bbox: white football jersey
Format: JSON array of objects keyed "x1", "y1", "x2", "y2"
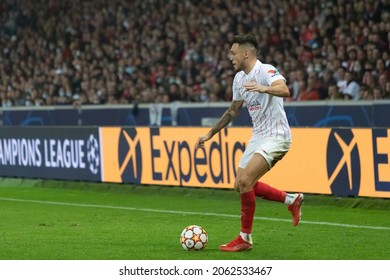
[{"x1": 232, "y1": 60, "x2": 291, "y2": 141}]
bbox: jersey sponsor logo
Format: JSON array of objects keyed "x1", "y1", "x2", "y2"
[{"x1": 247, "y1": 100, "x2": 262, "y2": 111}]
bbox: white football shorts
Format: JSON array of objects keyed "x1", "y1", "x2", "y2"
[{"x1": 239, "y1": 137, "x2": 291, "y2": 169}]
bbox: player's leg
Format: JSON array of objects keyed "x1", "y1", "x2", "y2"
[
  {"x1": 252, "y1": 140, "x2": 304, "y2": 226},
  {"x1": 254, "y1": 181, "x2": 304, "y2": 226},
  {"x1": 220, "y1": 153, "x2": 268, "y2": 252},
  {"x1": 251, "y1": 145, "x2": 288, "y2": 203}
]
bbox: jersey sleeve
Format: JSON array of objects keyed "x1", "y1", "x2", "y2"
[{"x1": 262, "y1": 64, "x2": 286, "y2": 86}]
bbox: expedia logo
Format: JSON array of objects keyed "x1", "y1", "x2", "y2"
[
  {"x1": 326, "y1": 129, "x2": 361, "y2": 196},
  {"x1": 118, "y1": 127, "x2": 142, "y2": 183},
  {"x1": 372, "y1": 129, "x2": 390, "y2": 192}
]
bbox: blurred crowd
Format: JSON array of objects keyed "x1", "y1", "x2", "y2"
[{"x1": 0, "y1": 0, "x2": 389, "y2": 107}]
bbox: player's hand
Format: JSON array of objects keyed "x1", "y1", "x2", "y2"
[
  {"x1": 243, "y1": 81, "x2": 266, "y2": 93},
  {"x1": 195, "y1": 134, "x2": 212, "y2": 149}
]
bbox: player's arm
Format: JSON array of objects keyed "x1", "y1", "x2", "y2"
[
  {"x1": 195, "y1": 100, "x2": 244, "y2": 148},
  {"x1": 210, "y1": 100, "x2": 243, "y2": 136},
  {"x1": 243, "y1": 79, "x2": 290, "y2": 97}
]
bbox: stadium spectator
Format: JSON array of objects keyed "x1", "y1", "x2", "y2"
[
  {"x1": 362, "y1": 62, "x2": 378, "y2": 88},
  {"x1": 335, "y1": 66, "x2": 348, "y2": 93},
  {"x1": 344, "y1": 48, "x2": 362, "y2": 73},
  {"x1": 320, "y1": 69, "x2": 337, "y2": 99},
  {"x1": 342, "y1": 71, "x2": 361, "y2": 100},
  {"x1": 327, "y1": 84, "x2": 344, "y2": 100},
  {"x1": 297, "y1": 75, "x2": 322, "y2": 101},
  {"x1": 372, "y1": 86, "x2": 385, "y2": 99},
  {"x1": 383, "y1": 81, "x2": 390, "y2": 99},
  {"x1": 360, "y1": 85, "x2": 373, "y2": 100},
  {"x1": 0, "y1": 0, "x2": 389, "y2": 106}
]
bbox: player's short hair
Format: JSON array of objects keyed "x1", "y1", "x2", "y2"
[{"x1": 233, "y1": 34, "x2": 258, "y2": 52}]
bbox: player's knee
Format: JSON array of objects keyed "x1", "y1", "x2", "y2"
[
  {"x1": 236, "y1": 176, "x2": 252, "y2": 193},
  {"x1": 233, "y1": 182, "x2": 240, "y2": 192}
]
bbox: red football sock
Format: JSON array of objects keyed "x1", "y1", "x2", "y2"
[
  {"x1": 240, "y1": 189, "x2": 256, "y2": 234},
  {"x1": 253, "y1": 181, "x2": 286, "y2": 202}
]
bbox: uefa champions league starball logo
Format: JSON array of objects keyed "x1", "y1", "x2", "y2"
[{"x1": 86, "y1": 134, "x2": 100, "y2": 175}]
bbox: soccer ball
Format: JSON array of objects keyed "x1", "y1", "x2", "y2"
[{"x1": 180, "y1": 225, "x2": 208, "y2": 251}]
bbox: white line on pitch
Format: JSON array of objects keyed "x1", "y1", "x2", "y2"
[{"x1": 1, "y1": 197, "x2": 389, "y2": 231}]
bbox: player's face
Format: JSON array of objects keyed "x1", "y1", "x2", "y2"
[{"x1": 229, "y1": 43, "x2": 246, "y2": 72}]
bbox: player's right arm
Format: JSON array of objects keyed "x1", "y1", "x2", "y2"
[{"x1": 195, "y1": 100, "x2": 244, "y2": 148}]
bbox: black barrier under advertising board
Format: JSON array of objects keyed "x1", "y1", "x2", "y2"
[{"x1": 0, "y1": 127, "x2": 101, "y2": 181}]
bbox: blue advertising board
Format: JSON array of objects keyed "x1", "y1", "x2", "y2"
[
  {"x1": 1, "y1": 101, "x2": 390, "y2": 128},
  {"x1": 0, "y1": 127, "x2": 101, "y2": 181}
]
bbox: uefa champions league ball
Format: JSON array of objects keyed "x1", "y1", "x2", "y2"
[{"x1": 180, "y1": 225, "x2": 208, "y2": 251}]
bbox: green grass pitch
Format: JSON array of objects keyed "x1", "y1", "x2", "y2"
[{"x1": 0, "y1": 178, "x2": 389, "y2": 260}]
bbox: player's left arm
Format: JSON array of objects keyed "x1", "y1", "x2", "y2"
[{"x1": 243, "y1": 79, "x2": 290, "y2": 98}]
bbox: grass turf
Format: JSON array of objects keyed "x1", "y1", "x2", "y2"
[{"x1": 0, "y1": 178, "x2": 389, "y2": 260}]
